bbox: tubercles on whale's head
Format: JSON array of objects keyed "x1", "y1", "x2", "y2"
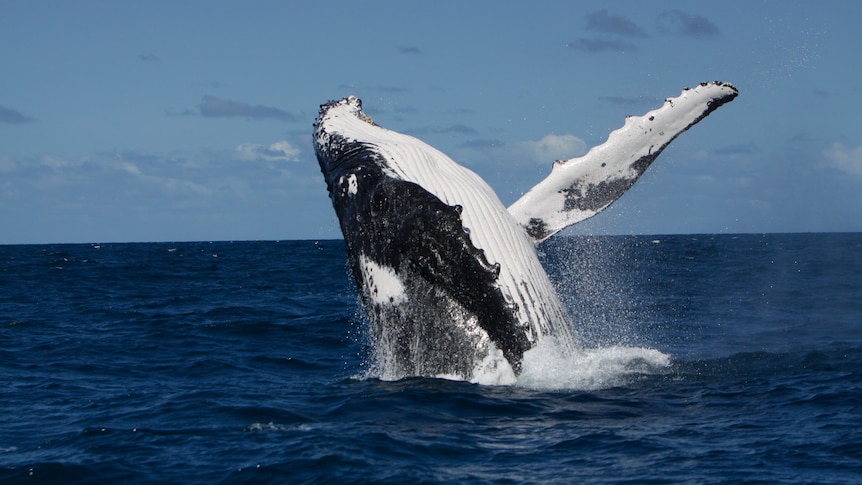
[
  {"x1": 318, "y1": 96, "x2": 376, "y2": 126},
  {"x1": 314, "y1": 96, "x2": 381, "y2": 186}
]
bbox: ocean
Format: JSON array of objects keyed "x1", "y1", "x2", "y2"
[{"x1": 1, "y1": 233, "x2": 860, "y2": 484}]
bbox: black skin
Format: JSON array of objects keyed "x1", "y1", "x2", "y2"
[{"x1": 316, "y1": 134, "x2": 530, "y2": 374}]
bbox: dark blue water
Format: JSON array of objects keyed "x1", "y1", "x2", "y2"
[{"x1": 2, "y1": 234, "x2": 861, "y2": 484}]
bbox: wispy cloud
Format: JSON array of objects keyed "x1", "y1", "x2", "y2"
[
  {"x1": 234, "y1": 141, "x2": 300, "y2": 162},
  {"x1": 137, "y1": 53, "x2": 159, "y2": 61},
  {"x1": 0, "y1": 104, "x2": 37, "y2": 124},
  {"x1": 823, "y1": 143, "x2": 862, "y2": 176},
  {"x1": 456, "y1": 133, "x2": 587, "y2": 167},
  {"x1": 197, "y1": 96, "x2": 298, "y2": 121},
  {"x1": 0, "y1": 138, "x2": 323, "y2": 242},
  {"x1": 656, "y1": 10, "x2": 720, "y2": 38},
  {"x1": 586, "y1": 10, "x2": 648, "y2": 38},
  {"x1": 567, "y1": 38, "x2": 638, "y2": 53},
  {"x1": 571, "y1": 9, "x2": 719, "y2": 55},
  {"x1": 399, "y1": 46, "x2": 422, "y2": 55},
  {"x1": 515, "y1": 134, "x2": 587, "y2": 163},
  {"x1": 569, "y1": 10, "x2": 646, "y2": 54}
]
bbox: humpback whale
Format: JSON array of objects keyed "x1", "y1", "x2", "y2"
[{"x1": 314, "y1": 82, "x2": 737, "y2": 381}]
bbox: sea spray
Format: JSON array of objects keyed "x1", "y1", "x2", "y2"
[{"x1": 516, "y1": 337, "x2": 671, "y2": 391}]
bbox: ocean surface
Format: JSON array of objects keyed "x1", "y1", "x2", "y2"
[{"x1": 1, "y1": 233, "x2": 860, "y2": 484}]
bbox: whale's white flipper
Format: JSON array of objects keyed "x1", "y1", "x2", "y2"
[{"x1": 509, "y1": 82, "x2": 738, "y2": 242}]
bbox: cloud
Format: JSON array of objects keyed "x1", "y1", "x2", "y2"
[
  {"x1": 0, "y1": 141, "x2": 331, "y2": 243},
  {"x1": 656, "y1": 10, "x2": 720, "y2": 38},
  {"x1": 567, "y1": 38, "x2": 638, "y2": 53},
  {"x1": 120, "y1": 161, "x2": 143, "y2": 176},
  {"x1": 138, "y1": 53, "x2": 159, "y2": 61},
  {"x1": 458, "y1": 134, "x2": 587, "y2": 169},
  {"x1": 823, "y1": 143, "x2": 862, "y2": 176},
  {"x1": 437, "y1": 124, "x2": 477, "y2": 135},
  {"x1": 197, "y1": 96, "x2": 298, "y2": 122},
  {"x1": 39, "y1": 154, "x2": 74, "y2": 169},
  {"x1": 234, "y1": 141, "x2": 300, "y2": 162},
  {"x1": 7, "y1": 146, "x2": 301, "y2": 202},
  {"x1": 515, "y1": 134, "x2": 587, "y2": 163},
  {"x1": 399, "y1": 46, "x2": 422, "y2": 55},
  {"x1": 0, "y1": 104, "x2": 37, "y2": 124},
  {"x1": 586, "y1": 10, "x2": 648, "y2": 38}
]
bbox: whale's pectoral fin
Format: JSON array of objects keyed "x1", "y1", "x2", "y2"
[{"x1": 508, "y1": 81, "x2": 738, "y2": 243}]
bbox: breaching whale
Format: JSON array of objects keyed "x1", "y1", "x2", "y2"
[{"x1": 314, "y1": 82, "x2": 737, "y2": 381}]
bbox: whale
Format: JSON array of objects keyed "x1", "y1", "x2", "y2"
[{"x1": 314, "y1": 82, "x2": 737, "y2": 381}]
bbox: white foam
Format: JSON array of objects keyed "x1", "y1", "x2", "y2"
[
  {"x1": 468, "y1": 345, "x2": 518, "y2": 386},
  {"x1": 516, "y1": 337, "x2": 671, "y2": 391}
]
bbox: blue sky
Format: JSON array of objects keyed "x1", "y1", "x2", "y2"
[{"x1": 2, "y1": 1, "x2": 860, "y2": 244}]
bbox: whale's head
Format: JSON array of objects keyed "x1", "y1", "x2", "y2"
[
  {"x1": 313, "y1": 96, "x2": 386, "y2": 191},
  {"x1": 317, "y1": 96, "x2": 376, "y2": 127}
]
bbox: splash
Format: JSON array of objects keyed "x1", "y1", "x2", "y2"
[
  {"x1": 502, "y1": 236, "x2": 672, "y2": 390},
  {"x1": 362, "y1": 331, "x2": 670, "y2": 390},
  {"x1": 515, "y1": 337, "x2": 670, "y2": 391},
  {"x1": 442, "y1": 335, "x2": 670, "y2": 390},
  {"x1": 355, "y1": 234, "x2": 676, "y2": 388}
]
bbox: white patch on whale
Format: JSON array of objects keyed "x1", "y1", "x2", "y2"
[
  {"x1": 358, "y1": 254, "x2": 406, "y2": 305},
  {"x1": 346, "y1": 173, "x2": 358, "y2": 195},
  {"x1": 337, "y1": 173, "x2": 360, "y2": 196}
]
